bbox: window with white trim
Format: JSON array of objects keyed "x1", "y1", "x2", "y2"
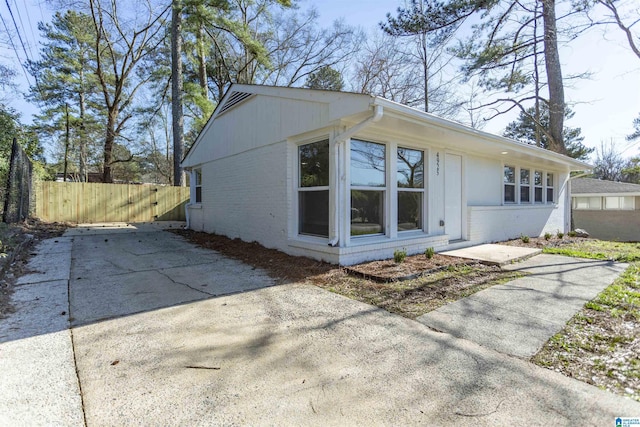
[
  {"x1": 397, "y1": 147, "x2": 424, "y2": 231},
  {"x1": 520, "y1": 169, "x2": 531, "y2": 203},
  {"x1": 573, "y1": 196, "x2": 602, "y2": 210},
  {"x1": 546, "y1": 173, "x2": 554, "y2": 203},
  {"x1": 194, "y1": 169, "x2": 202, "y2": 203},
  {"x1": 504, "y1": 166, "x2": 516, "y2": 203},
  {"x1": 534, "y1": 170, "x2": 543, "y2": 203},
  {"x1": 351, "y1": 139, "x2": 386, "y2": 236},
  {"x1": 298, "y1": 140, "x2": 329, "y2": 237},
  {"x1": 605, "y1": 196, "x2": 635, "y2": 210}
]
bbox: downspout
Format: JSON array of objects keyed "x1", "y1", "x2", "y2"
[
  {"x1": 328, "y1": 104, "x2": 384, "y2": 247},
  {"x1": 184, "y1": 167, "x2": 193, "y2": 229}
]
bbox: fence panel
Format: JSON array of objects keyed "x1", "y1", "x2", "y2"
[{"x1": 34, "y1": 181, "x2": 189, "y2": 223}]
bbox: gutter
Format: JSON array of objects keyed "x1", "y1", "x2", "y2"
[{"x1": 328, "y1": 104, "x2": 384, "y2": 247}]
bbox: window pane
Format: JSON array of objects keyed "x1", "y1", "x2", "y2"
[
  {"x1": 195, "y1": 169, "x2": 202, "y2": 185},
  {"x1": 605, "y1": 196, "x2": 621, "y2": 209},
  {"x1": 521, "y1": 185, "x2": 530, "y2": 203},
  {"x1": 588, "y1": 197, "x2": 602, "y2": 209},
  {"x1": 535, "y1": 187, "x2": 543, "y2": 202},
  {"x1": 351, "y1": 140, "x2": 385, "y2": 187},
  {"x1": 397, "y1": 147, "x2": 424, "y2": 188},
  {"x1": 623, "y1": 196, "x2": 635, "y2": 210},
  {"x1": 351, "y1": 190, "x2": 384, "y2": 236},
  {"x1": 547, "y1": 173, "x2": 554, "y2": 187},
  {"x1": 398, "y1": 192, "x2": 422, "y2": 231},
  {"x1": 299, "y1": 140, "x2": 329, "y2": 187},
  {"x1": 195, "y1": 186, "x2": 202, "y2": 203},
  {"x1": 547, "y1": 188, "x2": 554, "y2": 203},
  {"x1": 534, "y1": 170, "x2": 542, "y2": 186},
  {"x1": 504, "y1": 184, "x2": 515, "y2": 203},
  {"x1": 504, "y1": 166, "x2": 515, "y2": 184},
  {"x1": 520, "y1": 169, "x2": 530, "y2": 185},
  {"x1": 299, "y1": 190, "x2": 329, "y2": 237}
]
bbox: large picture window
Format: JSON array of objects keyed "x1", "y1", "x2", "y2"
[
  {"x1": 351, "y1": 139, "x2": 385, "y2": 236},
  {"x1": 504, "y1": 166, "x2": 555, "y2": 205},
  {"x1": 397, "y1": 147, "x2": 424, "y2": 231},
  {"x1": 298, "y1": 140, "x2": 329, "y2": 237}
]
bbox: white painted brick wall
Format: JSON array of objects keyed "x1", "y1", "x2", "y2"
[
  {"x1": 192, "y1": 141, "x2": 290, "y2": 252},
  {"x1": 467, "y1": 205, "x2": 565, "y2": 243}
]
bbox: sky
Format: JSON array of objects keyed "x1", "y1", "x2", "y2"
[{"x1": 1, "y1": 0, "x2": 639, "y2": 160}]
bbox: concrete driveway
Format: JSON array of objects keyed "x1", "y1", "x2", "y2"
[{"x1": 2, "y1": 224, "x2": 639, "y2": 425}]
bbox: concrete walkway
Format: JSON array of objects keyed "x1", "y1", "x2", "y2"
[
  {"x1": 1, "y1": 225, "x2": 639, "y2": 425},
  {"x1": 418, "y1": 254, "x2": 628, "y2": 358}
]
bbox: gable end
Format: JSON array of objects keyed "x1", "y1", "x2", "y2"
[{"x1": 218, "y1": 91, "x2": 254, "y2": 115}]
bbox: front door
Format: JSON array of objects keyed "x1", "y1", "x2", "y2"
[{"x1": 444, "y1": 153, "x2": 462, "y2": 240}]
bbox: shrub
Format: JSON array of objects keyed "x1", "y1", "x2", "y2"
[
  {"x1": 425, "y1": 247, "x2": 435, "y2": 259},
  {"x1": 568, "y1": 231, "x2": 577, "y2": 238},
  {"x1": 557, "y1": 231, "x2": 564, "y2": 239},
  {"x1": 544, "y1": 232, "x2": 552, "y2": 241},
  {"x1": 520, "y1": 235, "x2": 530, "y2": 243},
  {"x1": 394, "y1": 248, "x2": 407, "y2": 264}
]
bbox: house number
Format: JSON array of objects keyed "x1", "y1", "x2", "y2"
[{"x1": 436, "y1": 152, "x2": 440, "y2": 176}]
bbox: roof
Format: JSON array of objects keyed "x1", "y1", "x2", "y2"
[
  {"x1": 183, "y1": 84, "x2": 593, "y2": 172},
  {"x1": 572, "y1": 177, "x2": 640, "y2": 196}
]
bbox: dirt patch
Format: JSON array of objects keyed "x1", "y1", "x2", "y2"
[
  {"x1": 501, "y1": 236, "x2": 590, "y2": 249},
  {"x1": 345, "y1": 254, "x2": 472, "y2": 282},
  {"x1": 0, "y1": 219, "x2": 69, "y2": 319}
]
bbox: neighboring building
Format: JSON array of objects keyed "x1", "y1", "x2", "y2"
[
  {"x1": 572, "y1": 178, "x2": 640, "y2": 242},
  {"x1": 181, "y1": 84, "x2": 591, "y2": 265}
]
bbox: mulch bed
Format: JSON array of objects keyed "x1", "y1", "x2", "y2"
[
  {"x1": 344, "y1": 254, "x2": 473, "y2": 282},
  {"x1": 501, "y1": 236, "x2": 590, "y2": 249}
]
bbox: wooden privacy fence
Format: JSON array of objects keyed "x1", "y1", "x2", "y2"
[{"x1": 34, "y1": 181, "x2": 190, "y2": 223}]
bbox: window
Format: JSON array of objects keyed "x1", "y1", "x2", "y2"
[
  {"x1": 397, "y1": 147, "x2": 424, "y2": 231},
  {"x1": 298, "y1": 140, "x2": 329, "y2": 237},
  {"x1": 504, "y1": 166, "x2": 516, "y2": 203},
  {"x1": 534, "y1": 171, "x2": 543, "y2": 203},
  {"x1": 546, "y1": 173, "x2": 554, "y2": 203},
  {"x1": 194, "y1": 169, "x2": 202, "y2": 203},
  {"x1": 573, "y1": 197, "x2": 602, "y2": 210},
  {"x1": 520, "y1": 169, "x2": 531, "y2": 203},
  {"x1": 605, "y1": 196, "x2": 635, "y2": 210},
  {"x1": 351, "y1": 139, "x2": 385, "y2": 236}
]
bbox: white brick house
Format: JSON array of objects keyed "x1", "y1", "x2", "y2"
[{"x1": 181, "y1": 84, "x2": 590, "y2": 265}]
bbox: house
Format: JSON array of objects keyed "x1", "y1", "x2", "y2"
[
  {"x1": 571, "y1": 178, "x2": 640, "y2": 241},
  {"x1": 181, "y1": 84, "x2": 591, "y2": 265}
]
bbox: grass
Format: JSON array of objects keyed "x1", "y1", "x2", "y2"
[
  {"x1": 542, "y1": 240, "x2": 640, "y2": 262},
  {"x1": 532, "y1": 261, "x2": 640, "y2": 401}
]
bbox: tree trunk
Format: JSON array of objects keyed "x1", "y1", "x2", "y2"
[
  {"x1": 79, "y1": 89, "x2": 88, "y2": 182},
  {"x1": 542, "y1": 0, "x2": 565, "y2": 154},
  {"x1": 197, "y1": 25, "x2": 208, "y2": 100},
  {"x1": 102, "y1": 107, "x2": 117, "y2": 183},
  {"x1": 171, "y1": 0, "x2": 185, "y2": 186}
]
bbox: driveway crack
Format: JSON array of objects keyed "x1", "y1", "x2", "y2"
[
  {"x1": 156, "y1": 270, "x2": 217, "y2": 296},
  {"x1": 67, "y1": 278, "x2": 88, "y2": 427}
]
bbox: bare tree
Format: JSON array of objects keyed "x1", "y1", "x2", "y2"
[
  {"x1": 88, "y1": 0, "x2": 170, "y2": 182},
  {"x1": 592, "y1": 140, "x2": 626, "y2": 181},
  {"x1": 172, "y1": 0, "x2": 184, "y2": 186}
]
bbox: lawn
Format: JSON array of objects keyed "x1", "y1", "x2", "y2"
[{"x1": 532, "y1": 240, "x2": 640, "y2": 402}]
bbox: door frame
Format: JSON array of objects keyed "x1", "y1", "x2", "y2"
[{"x1": 444, "y1": 152, "x2": 466, "y2": 241}]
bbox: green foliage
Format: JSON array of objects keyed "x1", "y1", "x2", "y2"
[
  {"x1": 568, "y1": 231, "x2": 577, "y2": 238},
  {"x1": 425, "y1": 247, "x2": 435, "y2": 259},
  {"x1": 520, "y1": 234, "x2": 530, "y2": 243},
  {"x1": 504, "y1": 105, "x2": 593, "y2": 160},
  {"x1": 621, "y1": 157, "x2": 640, "y2": 184},
  {"x1": 628, "y1": 113, "x2": 640, "y2": 142},
  {"x1": 542, "y1": 240, "x2": 640, "y2": 262},
  {"x1": 557, "y1": 231, "x2": 564, "y2": 239},
  {"x1": 544, "y1": 232, "x2": 552, "y2": 240},
  {"x1": 304, "y1": 66, "x2": 344, "y2": 91},
  {"x1": 394, "y1": 248, "x2": 407, "y2": 264}
]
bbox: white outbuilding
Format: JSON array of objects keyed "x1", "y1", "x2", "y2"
[{"x1": 181, "y1": 84, "x2": 590, "y2": 265}]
